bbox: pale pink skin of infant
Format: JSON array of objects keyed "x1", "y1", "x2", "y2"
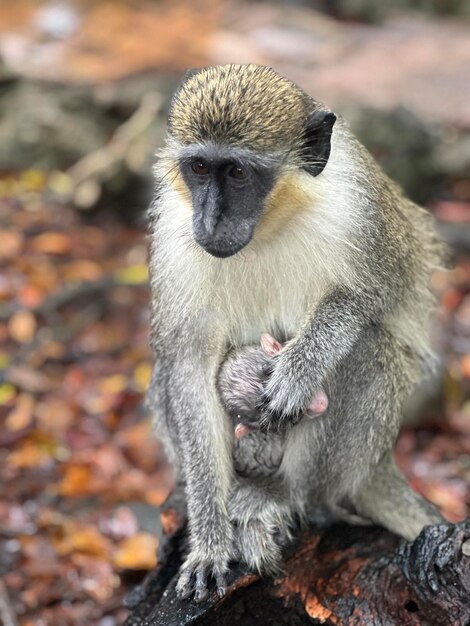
[{"x1": 234, "y1": 333, "x2": 329, "y2": 440}]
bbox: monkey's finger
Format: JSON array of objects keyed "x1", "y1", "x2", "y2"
[
  {"x1": 234, "y1": 423, "x2": 253, "y2": 439},
  {"x1": 176, "y1": 567, "x2": 194, "y2": 600},
  {"x1": 194, "y1": 566, "x2": 209, "y2": 603},
  {"x1": 215, "y1": 571, "x2": 227, "y2": 598}
]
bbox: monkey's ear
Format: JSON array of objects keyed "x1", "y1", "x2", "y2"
[{"x1": 301, "y1": 110, "x2": 336, "y2": 177}]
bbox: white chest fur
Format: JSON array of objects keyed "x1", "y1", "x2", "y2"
[{"x1": 155, "y1": 211, "x2": 348, "y2": 347}]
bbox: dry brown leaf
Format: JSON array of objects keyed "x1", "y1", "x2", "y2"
[
  {"x1": 56, "y1": 526, "x2": 111, "y2": 559},
  {"x1": 8, "y1": 310, "x2": 37, "y2": 343},
  {"x1": 133, "y1": 361, "x2": 152, "y2": 392},
  {"x1": 97, "y1": 373, "x2": 128, "y2": 395},
  {"x1": 30, "y1": 232, "x2": 73, "y2": 255},
  {"x1": 460, "y1": 354, "x2": 470, "y2": 380},
  {"x1": 35, "y1": 398, "x2": 75, "y2": 434},
  {"x1": 116, "y1": 420, "x2": 164, "y2": 473},
  {"x1": 8, "y1": 431, "x2": 62, "y2": 468},
  {"x1": 115, "y1": 264, "x2": 148, "y2": 285},
  {"x1": 5, "y1": 393, "x2": 35, "y2": 431},
  {"x1": 69, "y1": 554, "x2": 117, "y2": 601},
  {"x1": 17, "y1": 284, "x2": 44, "y2": 308},
  {"x1": 63, "y1": 259, "x2": 104, "y2": 282},
  {"x1": 58, "y1": 464, "x2": 93, "y2": 497},
  {"x1": 0, "y1": 229, "x2": 24, "y2": 260},
  {"x1": 113, "y1": 532, "x2": 157, "y2": 570},
  {"x1": 0, "y1": 382, "x2": 16, "y2": 406},
  {"x1": 8, "y1": 365, "x2": 53, "y2": 393},
  {"x1": 146, "y1": 482, "x2": 174, "y2": 507}
]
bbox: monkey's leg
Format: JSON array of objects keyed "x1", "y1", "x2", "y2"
[
  {"x1": 351, "y1": 454, "x2": 443, "y2": 541},
  {"x1": 153, "y1": 342, "x2": 235, "y2": 603},
  {"x1": 324, "y1": 325, "x2": 444, "y2": 539}
]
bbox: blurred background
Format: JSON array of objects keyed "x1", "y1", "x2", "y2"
[{"x1": 0, "y1": 1, "x2": 469, "y2": 624}]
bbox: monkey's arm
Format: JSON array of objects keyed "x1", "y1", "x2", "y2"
[
  {"x1": 261, "y1": 285, "x2": 385, "y2": 431},
  {"x1": 157, "y1": 338, "x2": 235, "y2": 602}
]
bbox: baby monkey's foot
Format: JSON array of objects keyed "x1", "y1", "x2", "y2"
[
  {"x1": 234, "y1": 518, "x2": 284, "y2": 575},
  {"x1": 229, "y1": 486, "x2": 296, "y2": 574}
]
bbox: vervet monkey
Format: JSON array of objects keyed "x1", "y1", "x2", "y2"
[{"x1": 147, "y1": 64, "x2": 445, "y2": 602}]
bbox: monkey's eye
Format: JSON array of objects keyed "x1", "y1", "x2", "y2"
[
  {"x1": 228, "y1": 165, "x2": 246, "y2": 180},
  {"x1": 191, "y1": 160, "x2": 210, "y2": 176}
]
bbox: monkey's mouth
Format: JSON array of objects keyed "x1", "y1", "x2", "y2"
[{"x1": 194, "y1": 236, "x2": 250, "y2": 258}]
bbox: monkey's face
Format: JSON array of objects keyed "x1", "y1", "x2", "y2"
[
  {"x1": 179, "y1": 144, "x2": 278, "y2": 258},
  {"x1": 167, "y1": 65, "x2": 337, "y2": 257}
]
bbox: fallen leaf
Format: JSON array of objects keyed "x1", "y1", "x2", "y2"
[
  {"x1": 36, "y1": 398, "x2": 75, "y2": 434},
  {"x1": 113, "y1": 532, "x2": 157, "y2": 570},
  {"x1": 0, "y1": 382, "x2": 16, "y2": 405},
  {"x1": 8, "y1": 432, "x2": 63, "y2": 468},
  {"x1": 47, "y1": 170, "x2": 74, "y2": 196},
  {"x1": 21, "y1": 170, "x2": 47, "y2": 192},
  {"x1": 133, "y1": 361, "x2": 151, "y2": 392},
  {"x1": 71, "y1": 554, "x2": 117, "y2": 601},
  {"x1": 56, "y1": 526, "x2": 111, "y2": 559},
  {"x1": 115, "y1": 264, "x2": 148, "y2": 285},
  {"x1": 461, "y1": 354, "x2": 470, "y2": 380},
  {"x1": 8, "y1": 310, "x2": 37, "y2": 343},
  {"x1": 99, "y1": 506, "x2": 139, "y2": 541},
  {"x1": 63, "y1": 259, "x2": 104, "y2": 281},
  {"x1": 98, "y1": 374, "x2": 128, "y2": 395},
  {"x1": 8, "y1": 365, "x2": 53, "y2": 393},
  {"x1": 17, "y1": 284, "x2": 44, "y2": 308},
  {"x1": 5, "y1": 393, "x2": 35, "y2": 430},
  {"x1": 30, "y1": 232, "x2": 73, "y2": 255},
  {"x1": 0, "y1": 229, "x2": 24, "y2": 260},
  {"x1": 58, "y1": 464, "x2": 93, "y2": 497}
]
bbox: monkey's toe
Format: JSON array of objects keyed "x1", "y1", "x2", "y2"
[
  {"x1": 215, "y1": 572, "x2": 227, "y2": 598},
  {"x1": 194, "y1": 566, "x2": 209, "y2": 602},
  {"x1": 175, "y1": 566, "x2": 194, "y2": 600},
  {"x1": 176, "y1": 561, "x2": 229, "y2": 603}
]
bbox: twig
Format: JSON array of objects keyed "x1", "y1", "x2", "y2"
[
  {"x1": 66, "y1": 92, "x2": 162, "y2": 209},
  {"x1": 0, "y1": 579, "x2": 18, "y2": 626}
]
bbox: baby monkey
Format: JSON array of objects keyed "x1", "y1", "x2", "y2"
[{"x1": 218, "y1": 334, "x2": 329, "y2": 478}]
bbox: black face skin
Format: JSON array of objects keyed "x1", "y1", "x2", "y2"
[
  {"x1": 179, "y1": 144, "x2": 278, "y2": 258},
  {"x1": 178, "y1": 110, "x2": 336, "y2": 258}
]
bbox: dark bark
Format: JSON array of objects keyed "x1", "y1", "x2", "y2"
[{"x1": 124, "y1": 492, "x2": 470, "y2": 626}]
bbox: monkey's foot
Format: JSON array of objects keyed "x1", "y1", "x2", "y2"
[{"x1": 176, "y1": 556, "x2": 229, "y2": 603}]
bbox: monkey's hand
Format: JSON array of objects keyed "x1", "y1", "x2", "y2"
[
  {"x1": 259, "y1": 346, "x2": 318, "y2": 433},
  {"x1": 175, "y1": 527, "x2": 233, "y2": 603}
]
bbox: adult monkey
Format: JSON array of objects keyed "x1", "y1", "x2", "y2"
[{"x1": 147, "y1": 64, "x2": 445, "y2": 602}]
